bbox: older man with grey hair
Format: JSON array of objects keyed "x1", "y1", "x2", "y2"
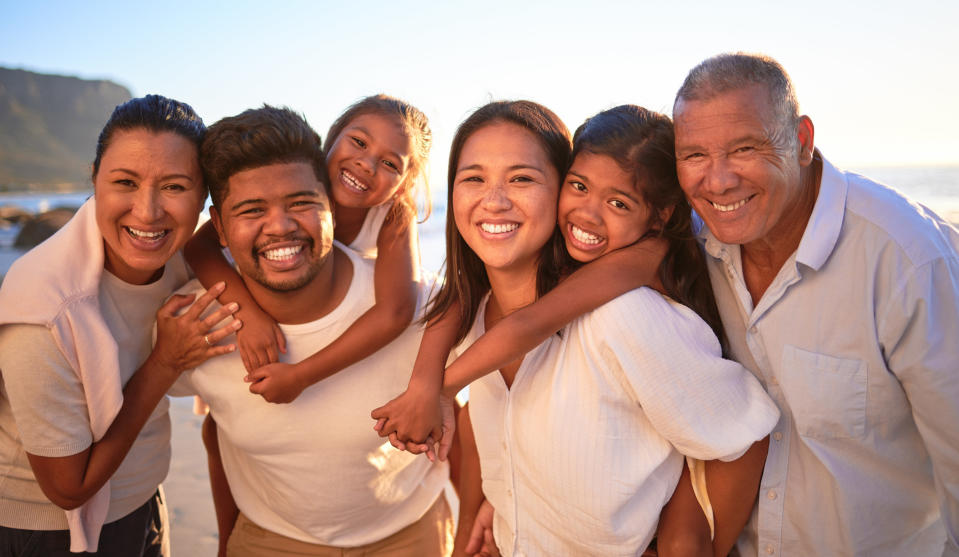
[{"x1": 672, "y1": 52, "x2": 959, "y2": 556}]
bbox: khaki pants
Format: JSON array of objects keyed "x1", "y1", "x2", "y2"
[{"x1": 226, "y1": 495, "x2": 453, "y2": 557}]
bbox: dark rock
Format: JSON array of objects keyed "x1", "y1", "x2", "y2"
[
  {"x1": 14, "y1": 207, "x2": 77, "y2": 248},
  {"x1": 0, "y1": 205, "x2": 31, "y2": 225}
]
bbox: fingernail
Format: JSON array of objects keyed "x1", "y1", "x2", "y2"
[
  {"x1": 215, "y1": 281, "x2": 226, "y2": 291},
  {"x1": 233, "y1": 320, "x2": 243, "y2": 329},
  {"x1": 228, "y1": 302, "x2": 239, "y2": 311}
]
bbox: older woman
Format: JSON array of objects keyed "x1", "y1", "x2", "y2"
[{"x1": 0, "y1": 95, "x2": 238, "y2": 556}]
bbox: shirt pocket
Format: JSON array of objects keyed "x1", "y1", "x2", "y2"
[{"x1": 779, "y1": 345, "x2": 866, "y2": 440}]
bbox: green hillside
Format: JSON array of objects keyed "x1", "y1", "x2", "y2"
[{"x1": 0, "y1": 67, "x2": 131, "y2": 190}]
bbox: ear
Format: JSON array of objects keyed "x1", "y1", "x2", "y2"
[
  {"x1": 797, "y1": 115, "x2": 815, "y2": 167},
  {"x1": 210, "y1": 206, "x2": 228, "y2": 248}
]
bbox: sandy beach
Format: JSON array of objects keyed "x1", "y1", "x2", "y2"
[{"x1": 166, "y1": 397, "x2": 218, "y2": 556}]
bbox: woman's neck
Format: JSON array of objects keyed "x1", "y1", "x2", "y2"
[{"x1": 485, "y1": 264, "x2": 538, "y2": 328}]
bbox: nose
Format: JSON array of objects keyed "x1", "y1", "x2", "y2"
[
  {"x1": 481, "y1": 182, "x2": 512, "y2": 212},
  {"x1": 131, "y1": 187, "x2": 164, "y2": 223},
  {"x1": 571, "y1": 194, "x2": 603, "y2": 225},
  {"x1": 703, "y1": 156, "x2": 738, "y2": 195},
  {"x1": 355, "y1": 154, "x2": 376, "y2": 176},
  {"x1": 263, "y1": 207, "x2": 297, "y2": 236}
]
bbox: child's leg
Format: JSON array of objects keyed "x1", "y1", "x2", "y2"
[
  {"x1": 201, "y1": 414, "x2": 238, "y2": 557},
  {"x1": 656, "y1": 464, "x2": 711, "y2": 557}
]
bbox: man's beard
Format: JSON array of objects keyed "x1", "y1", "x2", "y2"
[{"x1": 246, "y1": 238, "x2": 323, "y2": 292}]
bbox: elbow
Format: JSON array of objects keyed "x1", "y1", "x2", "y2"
[
  {"x1": 656, "y1": 532, "x2": 711, "y2": 557},
  {"x1": 383, "y1": 299, "x2": 417, "y2": 334},
  {"x1": 43, "y1": 486, "x2": 91, "y2": 511}
]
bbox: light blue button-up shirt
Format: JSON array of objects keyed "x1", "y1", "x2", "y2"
[{"x1": 700, "y1": 153, "x2": 959, "y2": 557}]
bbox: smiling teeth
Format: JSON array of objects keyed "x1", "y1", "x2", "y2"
[
  {"x1": 571, "y1": 225, "x2": 602, "y2": 245},
  {"x1": 262, "y1": 246, "x2": 303, "y2": 261},
  {"x1": 342, "y1": 170, "x2": 369, "y2": 192},
  {"x1": 126, "y1": 227, "x2": 166, "y2": 240},
  {"x1": 711, "y1": 198, "x2": 749, "y2": 212},
  {"x1": 480, "y1": 223, "x2": 518, "y2": 234}
]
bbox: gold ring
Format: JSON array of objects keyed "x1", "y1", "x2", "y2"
[{"x1": 204, "y1": 335, "x2": 212, "y2": 347}]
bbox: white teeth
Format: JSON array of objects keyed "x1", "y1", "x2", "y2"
[
  {"x1": 480, "y1": 222, "x2": 519, "y2": 234},
  {"x1": 341, "y1": 170, "x2": 369, "y2": 192},
  {"x1": 262, "y1": 246, "x2": 303, "y2": 261},
  {"x1": 126, "y1": 227, "x2": 166, "y2": 240},
  {"x1": 571, "y1": 225, "x2": 602, "y2": 245},
  {"x1": 710, "y1": 198, "x2": 749, "y2": 212}
]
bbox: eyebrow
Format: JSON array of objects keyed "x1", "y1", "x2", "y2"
[
  {"x1": 108, "y1": 168, "x2": 196, "y2": 182},
  {"x1": 229, "y1": 190, "x2": 323, "y2": 212},
  {"x1": 456, "y1": 163, "x2": 544, "y2": 174}
]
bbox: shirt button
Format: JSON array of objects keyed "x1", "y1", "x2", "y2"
[
  {"x1": 765, "y1": 544, "x2": 775, "y2": 555},
  {"x1": 506, "y1": 489, "x2": 513, "y2": 497},
  {"x1": 773, "y1": 431, "x2": 783, "y2": 441},
  {"x1": 767, "y1": 490, "x2": 777, "y2": 500},
  {"x1": 749, "y1": 326, "x2": 758, "y2": 334}
]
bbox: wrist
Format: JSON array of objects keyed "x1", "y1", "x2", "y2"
[
  {"x1": 408, "y1": 370, "x2": 442, "y2": 393},
  {"x1": 144, "y1": 351, "x2": 182, "y2": 384}
]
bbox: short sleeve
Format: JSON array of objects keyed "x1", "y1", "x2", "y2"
[
  {"x1": 0, "y1": 323, "x2": 93, "y2": 457},
  {"x1": 587, "y1": 289, "x2": 780, "y2": 461}
]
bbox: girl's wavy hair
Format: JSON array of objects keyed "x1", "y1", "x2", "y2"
[
  {"x1": 571, "y1": 104, "x2": 726, "y2": 348},
  {"x1": 323, "y1": 94, "x2": 432, "y2": 225},
  {"x1": 424, "y1": 100, "x2": 571, "y2": 345}
]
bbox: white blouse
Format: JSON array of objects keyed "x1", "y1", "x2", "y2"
[{"x1": 458, "y1": 288, "x2": 780, "y2": 557}]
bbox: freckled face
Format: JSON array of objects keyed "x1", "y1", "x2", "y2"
[
  {"x1": 94, "y1": 129, "x2": 204, "y2": 285},
  {"x1": 452, "y1": 122, "x2": 561, "y2": 277},
  {"x1": 558, "y1": 152, "x2": 654, "y2": 263},
  {"x1": 325, "y1": 113, "x2": 414, "y2": 209},
  {"x1": 674, "y1": 84, "x2": 811, "y2": 248}
]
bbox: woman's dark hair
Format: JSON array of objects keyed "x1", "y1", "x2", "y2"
[
  {"x1": 571, "y1": 104, "x2": 726, "y2": 347},
  {"x1": 324, "y1": 94, "x2": 432, "y2": 223},
  {"x1": 92, "y1": 94, "x2": 206, "y2": 179},
  {"x1": 201, "y1": 105, "x2": 328, "y2": 208},
  {"x1": 424, "y1": 100, "x2": 572, "y2": 345}
]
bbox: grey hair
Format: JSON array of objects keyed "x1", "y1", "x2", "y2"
[{"x1": 675, "y1": 52, "x2": 800, "y2": 145}]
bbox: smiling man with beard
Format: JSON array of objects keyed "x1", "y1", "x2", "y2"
[{"x1": 170, "y1": 106, "x2": 452, "y2": 556}]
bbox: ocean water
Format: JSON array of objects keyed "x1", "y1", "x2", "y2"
[{"x1": 1, "y1": 165, "x2": 957, "y2": 279}]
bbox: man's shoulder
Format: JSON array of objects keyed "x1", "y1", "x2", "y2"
[
  {"x1": 840, "y1": 169, "x2": 959, "y2": 268},
  {"x1": 172, "y1": 278, "x2": 209, "y2": 301}
]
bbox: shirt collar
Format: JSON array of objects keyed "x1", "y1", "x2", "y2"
[{"x1": 697, "y1": 150, "x2": 846, "y2": 272}]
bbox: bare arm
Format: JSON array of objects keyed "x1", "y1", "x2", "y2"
[
  {"x1": 656, "y1": 465, "x2": 711, "y2": 557},
  {"x1": 452, "y1": 404, "x2": 491, "y2": 557},
  {"x1": 443, "y1": 238, "x2": 667, "y2": 395},
  {"x1": 246, "y1": 211, "x2": 420, "y2": 403},
  {"x1": 201, "y1": 414, "x2": 237, "y2": 557},
  {"x1": 27, "y1": 286, "x2": 239, "y2": 509},
  {"x1": 705, "y1": 438, "x2": 769, "y2": 557},
  {"x1": 370, "y1": 302, "x2": 459, "y2": 454},
  {"x1": 185, "y1": 221, "x2": 285, "y2": 372}
]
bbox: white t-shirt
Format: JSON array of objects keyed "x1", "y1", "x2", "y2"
[
  {"x1": 0, "y1": 267, "x2": 177, "y2": 529},
  {"x1": 347, "y1": 202, "x2": 390, "y2": 258},
  {"x1": 458, "y1": 288, "x2": 780, "y2": 557},
  {"x1": 173, "y1": 244, "x2": 449, "y2": 546}
]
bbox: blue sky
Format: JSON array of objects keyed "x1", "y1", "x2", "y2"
[{"x1": 3, "y1": 0, "x2": 958, "y2": 178}]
